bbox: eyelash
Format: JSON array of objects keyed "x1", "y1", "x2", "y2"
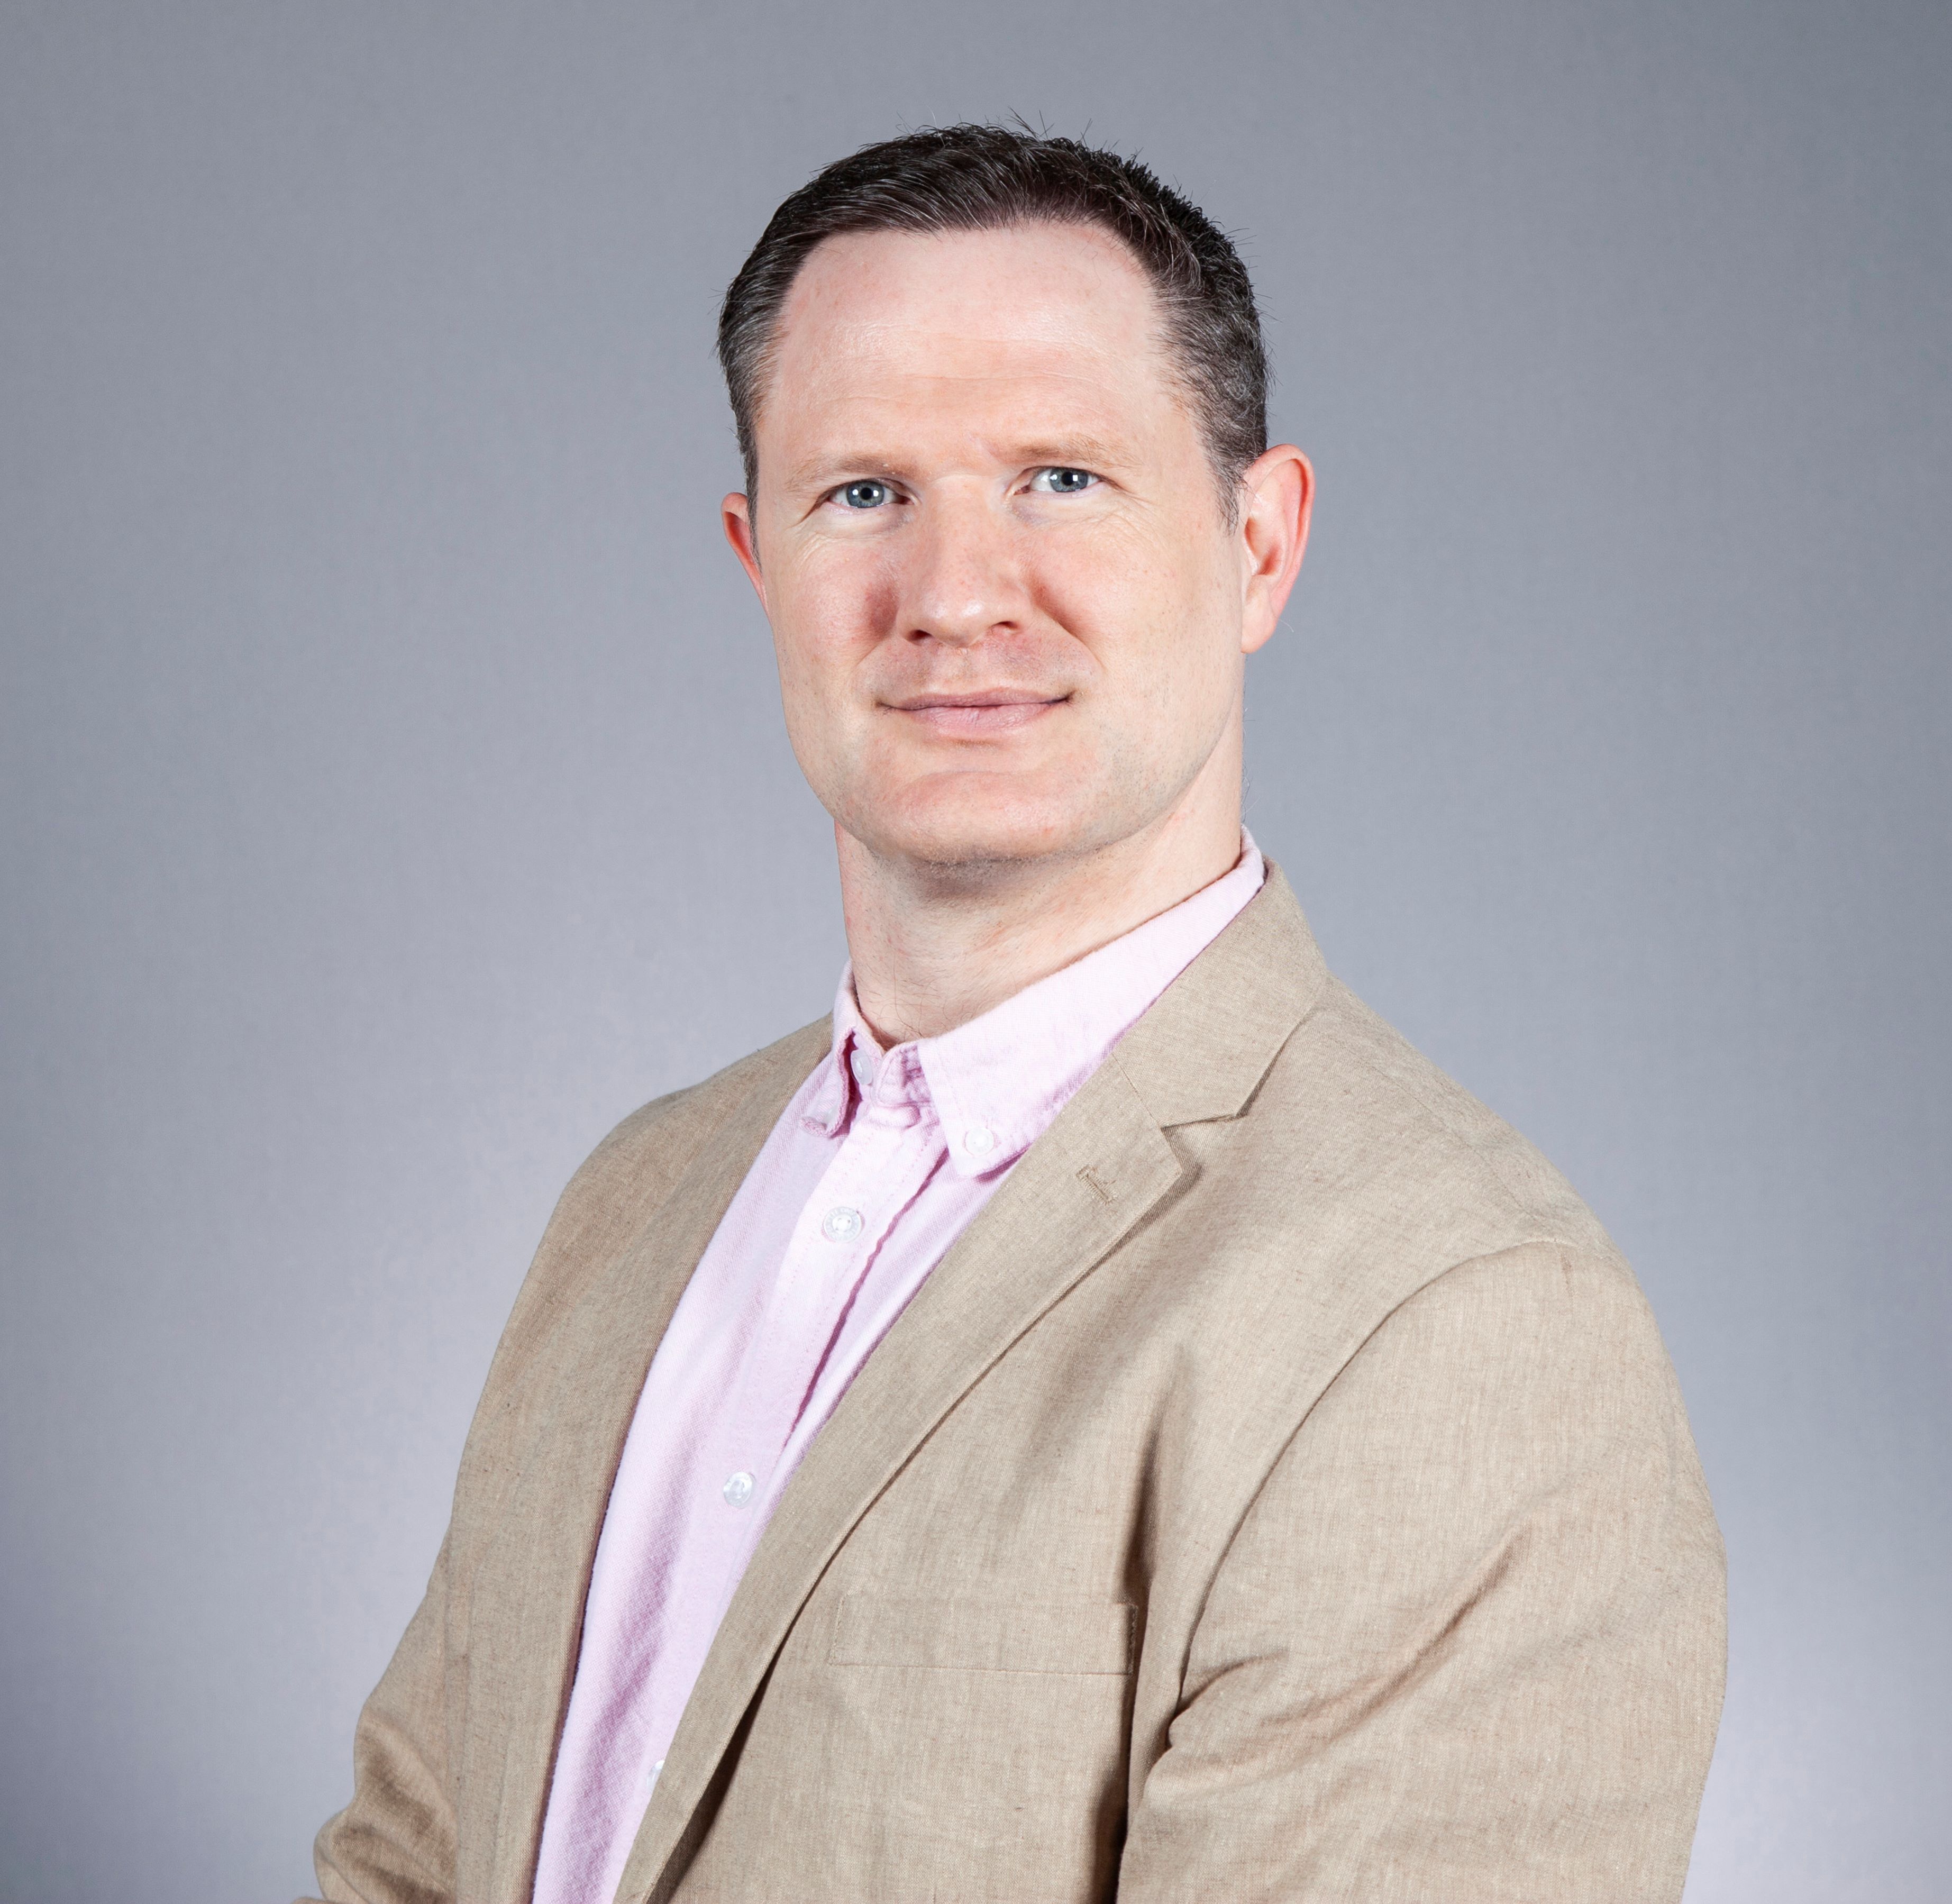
[{"x1": 824, "y1": 469, "x2": 1099, "y2": 509}]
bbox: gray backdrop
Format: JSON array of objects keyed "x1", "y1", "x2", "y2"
[{"x1": 3, "y1": 4, "x2": 1946, "y2": 1900}]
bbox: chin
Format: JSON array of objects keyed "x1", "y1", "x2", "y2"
[{"x1": 849, "y1": 773, "x2": 1117, "y2": 873}]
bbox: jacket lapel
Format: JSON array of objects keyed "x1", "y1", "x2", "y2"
[
  {"x1": 464, "y1": 1025, "x2": 829, "y2": 1903},
  {"x1": 622, "y1": 867, "x2": 1329, "y2": 1903}
]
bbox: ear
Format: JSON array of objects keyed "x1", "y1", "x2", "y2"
[
  {"x1": 1236, "y1": 446, "x2": 1313, "y2": 655},
  {"x1": 722, "y1": 492, "x2": 767, "y2": 609}
]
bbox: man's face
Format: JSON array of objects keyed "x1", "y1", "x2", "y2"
[{"x1": 724, "y1": 222, "x2": 1306, "y2": 875}]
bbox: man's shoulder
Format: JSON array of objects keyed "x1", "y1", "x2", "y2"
[
  {"x1": 1237, "y1": 969, "x2": 1622, "y2": 1288},
  {"x1": 1169, "y1": 963, "x2": 1683, "y2": 1472},
  {"x1": 1126, "y1": 868, "x2": 1623, "y2": 1295}
]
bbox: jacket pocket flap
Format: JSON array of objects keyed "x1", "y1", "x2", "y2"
[{"x1": 829, "y1": 1592, "x2": 1135, "y2": 1675}]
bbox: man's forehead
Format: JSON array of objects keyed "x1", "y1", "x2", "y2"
[{"x1": 764, "y1": 224, "x2": 1172, "y2": 415}]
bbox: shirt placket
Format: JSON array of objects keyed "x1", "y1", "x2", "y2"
[{"x1": 699, "y1": 1049, "x2": 945, "y2": 1587}]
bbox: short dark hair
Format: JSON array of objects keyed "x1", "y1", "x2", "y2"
[{"x1": 717, "y1": 123, "x2": 1269, "y2": 515}]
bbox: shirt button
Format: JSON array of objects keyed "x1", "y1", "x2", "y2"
[
  {"x1": 642, "y1": 1757, "x2": 665, "y2": 1794},
  {"x1": 821, "y1": 1205, "x2": 864, "y2": 1241},
  {"x1": 850, "y1": 1047, "x2": 875, "y2": 1088},
  {"x1": 963, "y1": 1124, "x2": 997, "y2": 1157},
  {"x1": 722, "y1": 1471, "x2": 754, "y2": 1508}
]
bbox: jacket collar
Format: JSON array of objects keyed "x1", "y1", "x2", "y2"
[{"x1": 1114, "y1": 859, "x2": 1328, "y2": 1128}]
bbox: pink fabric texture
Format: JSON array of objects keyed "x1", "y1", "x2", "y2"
[{"x1": 531, "y1": 836, "x2": 1266, "y2": 1904}]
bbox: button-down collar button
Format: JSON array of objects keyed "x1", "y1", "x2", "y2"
[
  {"x1": 722, "y1": 1471, "x2": 754, "y2": 1508},
  {"x1": 850, "y1": 1046, "x2": 875, "y2": 1089},
  {"x1": 963, "y1": 1124, "x2": 997, "y2": 1158},
  {"x1": 820, "y1": 1205, "x2": 864, "y2": 1242}
]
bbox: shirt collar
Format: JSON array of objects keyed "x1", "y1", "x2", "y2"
[{"x1": 805, "y1": 832, "x2": 1267, "y2": 1176}]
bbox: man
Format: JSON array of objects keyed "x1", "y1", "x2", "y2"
[{"x1": 308, "y1": 126, "x2": 1725, "y2": 1903}]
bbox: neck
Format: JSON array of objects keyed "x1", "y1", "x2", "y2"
[{"x1": 838, "y1": 741, "x2": 1245, "y2": 1046}]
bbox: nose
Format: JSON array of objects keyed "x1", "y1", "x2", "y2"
[{"x1": 900, "y1": 482, "x2": 1031, "y2": 648}]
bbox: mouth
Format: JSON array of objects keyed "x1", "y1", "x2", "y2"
[{"x1": 881, "y1": 688, "x2": 1071, "y2": 737}]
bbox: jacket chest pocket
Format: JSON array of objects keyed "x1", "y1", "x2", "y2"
[
  {"x1": 691, "y1": 1592, "x2": 1138, "y2": 1901},
  {"x1": 819, "y1": 1593, "x2": 1136, "y2": 1900}
]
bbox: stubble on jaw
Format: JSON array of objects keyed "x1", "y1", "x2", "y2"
[{"x1": 831, "y1": 702, "x2": 1232, "y2": 909}]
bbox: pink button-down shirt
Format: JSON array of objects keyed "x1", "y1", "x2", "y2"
[{"x1": 532, "y1": 836, "x2": 1266, "y2": 1904}]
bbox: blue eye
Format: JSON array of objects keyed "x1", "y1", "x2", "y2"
[
  {"x1": 840, "y1": 480, "x2": 892, "y2": 509},
  {"x1": 1029, "y1": 467, "x2": 1098, "y2": 495}
]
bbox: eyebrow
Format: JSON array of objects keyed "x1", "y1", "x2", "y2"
[
  {"x1": 1009, "y1": 437, "x2": 1126, "y2": 473},
  {"x1": 783, "y1": 436, "x2": 1130, "y2": 494},
  {"x1": 784, "y1": 452, "x2": 903, "y2": 493}
]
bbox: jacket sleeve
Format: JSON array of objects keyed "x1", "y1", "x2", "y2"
[
  {"x1": 301, "y1": 1533, "x2": 459, "y2": 1904},
  {"x1": 1117, "y1": 1242, "x2": 1727, "y2": 1903}
]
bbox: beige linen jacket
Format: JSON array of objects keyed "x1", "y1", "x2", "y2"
[{"x1": 309, "y1": 869, "x2": 1725, "y2": 1904}]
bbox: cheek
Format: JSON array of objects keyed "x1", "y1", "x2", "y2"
[
  {"x1": 772, "y1": 548, "x2": 901, "y2": 698},
  {"x1": 1033, "y1": 522, "x2": 1227, "y2": 697}
]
